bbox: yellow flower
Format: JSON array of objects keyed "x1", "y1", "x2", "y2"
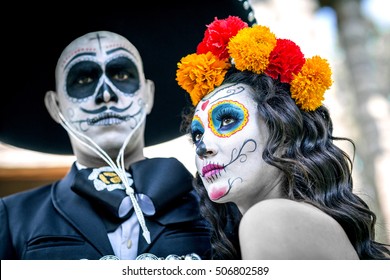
[
  {"x1": 228, "y1": 25, "x2": 277, "y2": 74},
  {"x1": 290, "y1": 56, "x2": 333, "y2": 111},
  {"x1": 176, "y1": 52, "x2": 230, "y2": 106}
]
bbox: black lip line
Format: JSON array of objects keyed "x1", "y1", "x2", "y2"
[
  {"x1": 206, "y1": 169, "x2": 222, "y2": 183},
  {"x1": 71, "y1": 106, "x2": 143, "y2": 128},
  {"x1": 87, "y1": 112, "x2": 129, "y2": 124},
  {"x1": 81, "y1": 102, "x2": 133, "y2": 114}
]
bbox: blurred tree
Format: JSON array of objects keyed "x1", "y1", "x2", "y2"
[{"x1": 318, "y1": 0, "x2": 389, "y2": 243}]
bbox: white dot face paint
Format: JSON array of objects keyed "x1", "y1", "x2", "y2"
[
  {"x1": 192, "y1": 83, "x2": 281, "y2": 210},
  {"x1": 54, "y1": 31, "x2": 149, "y2": 154}
]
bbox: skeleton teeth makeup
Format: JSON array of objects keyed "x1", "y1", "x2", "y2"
[{"x1": 202, "y1": 163, "x2": 225, "y2": 178}]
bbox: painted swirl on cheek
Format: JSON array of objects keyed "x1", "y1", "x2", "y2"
[
  {"x1": 204, "y1": 139, "x2": 257, "y2": 201},
  {"x1": 208, "y1": 100, "x2": 248, "y2": 138},
  {"x1": 208, "y1": 177, "x2": 243, "y2": 201}
]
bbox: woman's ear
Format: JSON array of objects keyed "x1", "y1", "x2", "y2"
[
  {"x1": 144, "y1": 79, "x2": 155, "y2": 115},
  {"x1": 44, "y1": 91, "x2": 61, "y2": 124}
]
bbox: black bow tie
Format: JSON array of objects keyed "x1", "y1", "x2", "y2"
[
  {"x1": 71, "y1": 166, "x2": 154, "y2": 232},
  {"x1": 70, "y1": 158, "x2": 194, "y2": 232}
]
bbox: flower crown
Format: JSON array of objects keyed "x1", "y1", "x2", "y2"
[{"x1": 176, "y1": 16, "x2": 333, "y2": 111}]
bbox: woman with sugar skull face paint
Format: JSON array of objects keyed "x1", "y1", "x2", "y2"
[
  {"x1": 176, "y1": 16, "x2": 390, "y2": 260},
  {"x1": 192, "y1": 83, "x2": 280, "y2": 205}
]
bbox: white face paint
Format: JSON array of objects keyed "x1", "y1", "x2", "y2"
[
  {"x1": 192, "y1": 83, "x2": 282, "y2": 212},
  {"x1": 54, "y1": 31, "x2": 153, "y2": 158}
]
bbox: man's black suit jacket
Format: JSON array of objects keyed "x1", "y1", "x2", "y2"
[{"x1": 0, "y1": 158, "x2": 211, "y2": 260}]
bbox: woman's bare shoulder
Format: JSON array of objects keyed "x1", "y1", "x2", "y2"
[{"x1": 239, "y1": 199, "x2": 358, "y2": 260}]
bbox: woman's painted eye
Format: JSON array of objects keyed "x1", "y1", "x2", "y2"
[
  {"x1": 216, "y1": 108, "x2": 240, "y2": 131},
  {"x1": 221, "y1": 116, "x2": 236, "y2": 128},
  {"x1": 192, "y1": 131, "x2": 203, "y2": 143},
  {"x1": 209, "y1": 100, "x2": 249, "y2": 137},
  {"x1": 191, "y1": 116, "x2": 204, "y2": 144}
]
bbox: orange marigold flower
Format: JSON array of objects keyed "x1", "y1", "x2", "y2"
[
  {"x1": 290, "y1": 56, "x2": 333, "y2": 111},
  {"x1": 228, "y1": 25, "x2": 277, "y2": 74},
  {"x1": 176, "y1": 52, "x2": 230, "y2": 106}
]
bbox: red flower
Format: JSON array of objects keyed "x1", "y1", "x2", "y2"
[
  {"x1": 197, "y1": 16, "x2": 248, "y2": 60},
  {"x1": 265, "y1": 39, "x2": 305, "y2": 83}
]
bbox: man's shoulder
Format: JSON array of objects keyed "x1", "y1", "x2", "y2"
[
  {"x1": 2, "y1": 183, "x2": 53, "y2": 204},
  {"x1": 0, "y1": 183, "x2": 56, "y2": 226}
]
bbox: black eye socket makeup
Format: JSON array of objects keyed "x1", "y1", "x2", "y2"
[
  {"x1": 106, "y1": 57, "x2": 140, "y2": 94},
  {"x1": 66, "y1": 61, "x2": 102, "y2": 99},
  {"x1": 65, "y1": 57, "x2": 141, "y2": 100}
]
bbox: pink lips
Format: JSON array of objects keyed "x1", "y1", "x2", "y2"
[{"x1": 202, "y1": 163, "x2": 224, "y2": 178}]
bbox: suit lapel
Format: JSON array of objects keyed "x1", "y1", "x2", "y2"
[
  {"x1": 136, "y1": 219, "x2": 164, "y2": 254},
  {"x1": 51, "y1": 163, "x2": 114, "y2": 256},
  {"x1": 131, "y1": 158, "x2": 200, "y2": 254}
]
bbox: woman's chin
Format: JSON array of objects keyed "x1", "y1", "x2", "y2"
[{"x1": 207, "y1": 184, "x2": 230, "y2": 201}]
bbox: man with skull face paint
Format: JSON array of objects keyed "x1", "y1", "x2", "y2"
[{"x1": 0, "y1": 31, "x2": 211, "y2": 260}]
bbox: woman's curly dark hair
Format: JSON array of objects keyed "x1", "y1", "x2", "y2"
[{"x1": 181, "y1": 67, "x2": 390, "y2": 260}]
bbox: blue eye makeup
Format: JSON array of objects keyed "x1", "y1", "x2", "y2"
[
  {"x1": 208, "y1": 100, "x2": 249, "y2": 137},
  {"x1": 191, "y1": 115, "x2": 205, "y2": 144}
]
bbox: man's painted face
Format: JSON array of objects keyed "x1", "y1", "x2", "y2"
[
  {"x1": 192, "y1": 83, "x2": 280, "y2": 207},
  {"x1": 55, "y1": 31, "x2": 148, "y2": 148}
]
